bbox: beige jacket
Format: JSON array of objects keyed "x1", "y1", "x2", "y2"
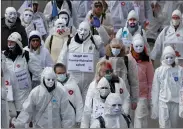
[{"x1": 45, "y1": 31, "x2": 70, "y2": 63}]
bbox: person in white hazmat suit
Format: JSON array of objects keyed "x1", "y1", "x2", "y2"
[
  {"x1": 81, "y1": 73, "x2": 130, "y2": 128},
  {"x1": 54, "y1": 63, "x2": 83, "y2": 127},
  {"x1": 45, "y1": 18, "x2": 71, "y2": 63},
  {"x1": 3, "y1": 32, "x2": 42, "y2": 117},
  {"x1": 24, "y1": 30, "x2": 54, "y2": 69},
  {"x1": 32, "y1": 0, "x2": 49, "y2": 41},
  {"x1": 57, "y1": 21, "x2": 102, "y2": 102},
  {"x1": 20, "y1": 8, "x2": 36, "y2": 37},
  {"x1": 151, "y1": 46, "x2": 183, "y2": 128},
  {"x1": 151, "y1": 9, "x2": 183, "y2": 63},
  {"x1": 43, "y1": 0, "x2": 78, "y2": 30},
  {"x1": 90, "y1": 93, "x2": 132, "y2": 128},
  {"x1": 116, "y1": 10, "x2": 150, "y2": 54},
  {"x1": 10, "y1": 67, "x2": 75, "y2": 128}
]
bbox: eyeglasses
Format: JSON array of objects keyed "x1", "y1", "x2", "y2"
[
  {"x1": 94, "y1": 3, "x2": 103, "y2": 8},
  {"x1": 106, "y1": 69, "x2": 113, "y2": 74}
]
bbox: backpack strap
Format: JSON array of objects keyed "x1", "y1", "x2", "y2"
[
  {"x1": 49, "y1": 35, "x2": 54, "y2": 51},
  {"x1": 105, "y1": 55, "x2": 109, "y2": 60},
  {"x1": 122, "y1": 114, "x2": 132, "y2": 128},
  {"x1": 67, "y1": 36, "x2": 72, "y2": 47},
  {"x1": 70, "y1": 26, "x2": 72, "y2": 34},
  {"x1": 97, "y1": 116, "x2": 106, "y2": 128},
  {"x1": 69, "y1": 100, "x2": 76, "y2": 114},
  {"x1": 90, "y1": 36, "x2": 98, "y2": 50},
  {"x1": 22, "y1": 50, "x2": 30, "y2": 63},
  {"x1": 124, "y1": 56, "x2": 128, "y2": 71}
]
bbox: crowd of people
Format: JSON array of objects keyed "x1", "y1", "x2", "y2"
[{"x1": 1, "y1": 0, "x2": 183, "y2": 128}]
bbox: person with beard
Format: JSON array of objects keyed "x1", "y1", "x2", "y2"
[
  {"x1": 116, "y1": 10, "x2": 150, "y2": 54},
  {"x1": 3, "y1": 32, "x2": 42, "y2": 117},
  {"x1": 1, "y1": 7, "x2": 28, "y2": 51},
  {"x1": 10, "y1": 67, "x2": 75, "y2": 128},
  {"x1": 43, "y1": 0, "x2": 78, "y2": 30},
  {"x1": 57, "y1": 21, "x2": 102, "y2": 102}
]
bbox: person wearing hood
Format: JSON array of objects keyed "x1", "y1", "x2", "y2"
[
  {"x1": 45, "y1": 18, "x2": 71, "y2": 63},
  {"x1": 131, "y1": 34, "x2": 154, "y2": 128},
  {"x1": 32, "y1": 0, "x2": 49, "y2": 41},
  {"x1": 151, "y1": 46, "x2": 183, "y2": 128},
  {"x1": 10, "y1": 67, "x2": 75, "y2": 128},
  {"x1": 3, "y1": 32, "x2": 42, "y2": 117},
  {"x1": 54, "y1": 63, "x2": 83, "y2": 127},
  {"x1": 2, "y1": 7, "x2": 28, "y2": 51},
  {"x1": 151, "y1": 10, "x2": 183, "y2": 64},
  {"x1": 81, "y1": 66, "x2": 130, "y2": 128},
  {"x1": 20, "y1": 8, "x2": 36, "y2": 37},
  {"x1": 24, "y1": 30, "x2": 54, "y2": 69},
  {"x1": 116, "y1": 10, "x2": 150, "y2": 54},
  {"x1": 57, "y1": 21, "x2": 102, "y2": 102},
  {"x1": 43, "y1": 0, "x2": 78, "y2": 29},
  {"x1": 85, "y1": 0, "x2": 113, "y2": 48},
  {"x1": 90, "y1": 93, "x2": 132, "y2": 128}
]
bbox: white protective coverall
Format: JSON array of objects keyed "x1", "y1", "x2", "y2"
[
  {"x1": 90, "y1": 93, "x2": 131, "y2": 128},
  {"x1": 151, "y1": 46, "x2": 183, "y2": 128},
  {"x1": 3, "y1": 32, "x2": 42, "y2": 112},
  {"x1": 20, "y1": 8, "x2": 36, "y2": 37},
  {"x1": 116, "y1": 10, "x2": 150, "y2": 54},
  {"x1": 150, "y1": 9, "x2": 183, "y2": 61},
  {"x1": 43, "y1": 0, "x2": 78, "y2": 29},
  {"x1": 58, "y1": 75, "x2": 83, "y2": 124},
  {"x1": 57, "y1": 21, "x2": 102, "y2": 102},
  {"x1": 12, "y1": 67, "x2": 75, "y2": 128},
  {"x1": 24, "y1": 30, "x2": 54, "y2": 69},
  {"x1": 81, "y1": 76, "x2": 130, "y2": 128}
]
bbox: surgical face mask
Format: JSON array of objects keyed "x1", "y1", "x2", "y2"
[
  {"x1": 105, "y1": 74, "x2": 112, "y2": 81},
  {"x1": 111, "y1": 48, "x2": 121, "y2": 56},
  {"x1": 111, "y1": 104, "x2": 122, "y2": 115},
  {"x1": 164, "y1": 54, "x2": 175, "y2": 65},
  {"x1": 133, "y1": 43, "x2": 144, "y2": 53},
  {"x1": 5, "y1": 10, "x2": 17, "y2": 23},
  {"x1": 99, "y1": 87, "x2": 110, "y2": 98},
  {"x1": 172, "y1": 19, "x2": 180, "y2": 26},
  {"x1": 23, "y1": 11, "x2": 33, "y2": 24},
  {"x1": 44, "y1": 78, "x2": 55, "y2": 87},
  {"x1": 77, "y1": 27, "x2": 90, "y2": 41},
  {"x1": 59, "y1": 14, "x2": 69, "y2": 24},
  {"x1": 57, "y1": 73, "x2": 67, "y2": 82}
]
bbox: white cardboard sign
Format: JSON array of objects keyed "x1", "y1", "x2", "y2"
[{"x1": 67, "y1": 53, "x2": 94, "y2": 73}]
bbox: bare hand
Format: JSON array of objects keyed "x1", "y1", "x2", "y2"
[{"x1": 131, "y1": 102, "x2": 137, "y2": 110}]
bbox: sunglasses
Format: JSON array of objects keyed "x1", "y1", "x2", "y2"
[
  {"x1": 106, "y1": 69, "x2": 113, "y2": 74},
  {"x1": 94, "y1": 3, "x2": 103, "y2": 8}
]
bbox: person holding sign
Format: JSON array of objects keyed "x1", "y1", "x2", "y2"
[
  {"x1": 151, "y1": 46, "x2": 183, "y2": 128},
  {"x1": 57, "y1": 21, "x2": 102, "y2": 102},
  {"x1": 54, "y1": 63, "x2": 83, "y2": 127},
  {"x1": 116, "y1": 10, "x2": 150, "y2": 54},
  {"x1": 3, "y1": 32, "x2": 42, "y2": 117},
  {"x1": 151, "y1": 9, "x2": 183, "y2": 64}
]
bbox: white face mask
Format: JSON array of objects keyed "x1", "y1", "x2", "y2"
[
  {"x1": 111, "y1": 48, "x2": 121, "y2": 56},
  {"x1": 172, "y1": 19, "x2": 180, "y2": 26},
  {"x1": 23, "y1": 11, "x2": 33, "y2": 24},
  {"x1": 8, "y1": 44, "x2": 16, "y2": 50},
  {"x1": 133, "y1": 41, "x2": 144, "y2": 53},
  {"x1": 111, "y1": 104, "x2": 122, "y2": 115},
  {"x1": 44, "y1": 78, "x2": 55, "y2": 87},
  {"x1": 57, "y1": 73, "x2": 67, "y2": 82},
  {"x1": 56, "y1": 23, "x2": 66, "y2": 33},
  {"x1": 59, "y1": 14, "x2": 69, "y2": 24},
  {"x1": 5, "y1": 8, "x2": 17, "y2": 23},
  {"x1": 164, "y1": 54, "x2": 175, "y2": 65},
  {"x1": 99, "y1": 87, "x2": 110, "y2": 98},
  {"x1": 77, "y1": 27, "x2": 90, "y2": 40}
]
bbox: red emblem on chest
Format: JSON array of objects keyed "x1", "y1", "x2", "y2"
[
  {"x1": 5, "y1": 80, "x2": 9, "y2": 85},
  {"x1": 120, "y1": 88, "x2": 123, "y2": 94},
  {"x1": 68, "y1": 90, "x2": 74, "y2": 95},
  {"x1": 16, "y1": 64, "x2": 20, "y2": 68},
  {"x1": 176, "y1": 34, "x2": 180, "y2": 37},
  {"x1": 121, "y1": 2, "x2": 125, "y2": 6}
]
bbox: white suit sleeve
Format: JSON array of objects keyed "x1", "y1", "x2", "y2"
[
  {"x1": 60, "y1": 88, "x2": 75, "y2": 128},
  {"x1": 13, "y1": 90, "x2": 35, "y2": 128},
  {"x1": 28, "y1": 53, "x2": 42, "y2": 81},
  {"x1": 45, "y1": 48, "x2": 54, "y2": 67},
  {"x1": 74, "y1": 82, "x2": 84, "y2": 122},
  {"x1": 120, "y1": 78, "x2": 130, "y2": 115},
  {"x1": 57, "y1": 40, "x2": 68, "y2": 64},
  {"x1": 151, "y1": 68, "x2": 160, "y2": 119},
  {"x1": 144, "y1": 0, "x2": 153, "y2": 22},
  {"x1": 142, "y1": 29, "x2": 151, "y2": 55},
  {"x1": 96, "y1": 25, "x2": 110, "y2": 46},
  {"x1": 89, "y1": 119, "x2": 100, "y2": 128},
  {"x1": 115, "y1": 28, "x2": 123, "y2": 40},
  {"x1": 43, "y1": 1, "x2": 52, "y2": 21},
  {"x1": 71, "y1": 4, "x2": 79, "y2": 28}
]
